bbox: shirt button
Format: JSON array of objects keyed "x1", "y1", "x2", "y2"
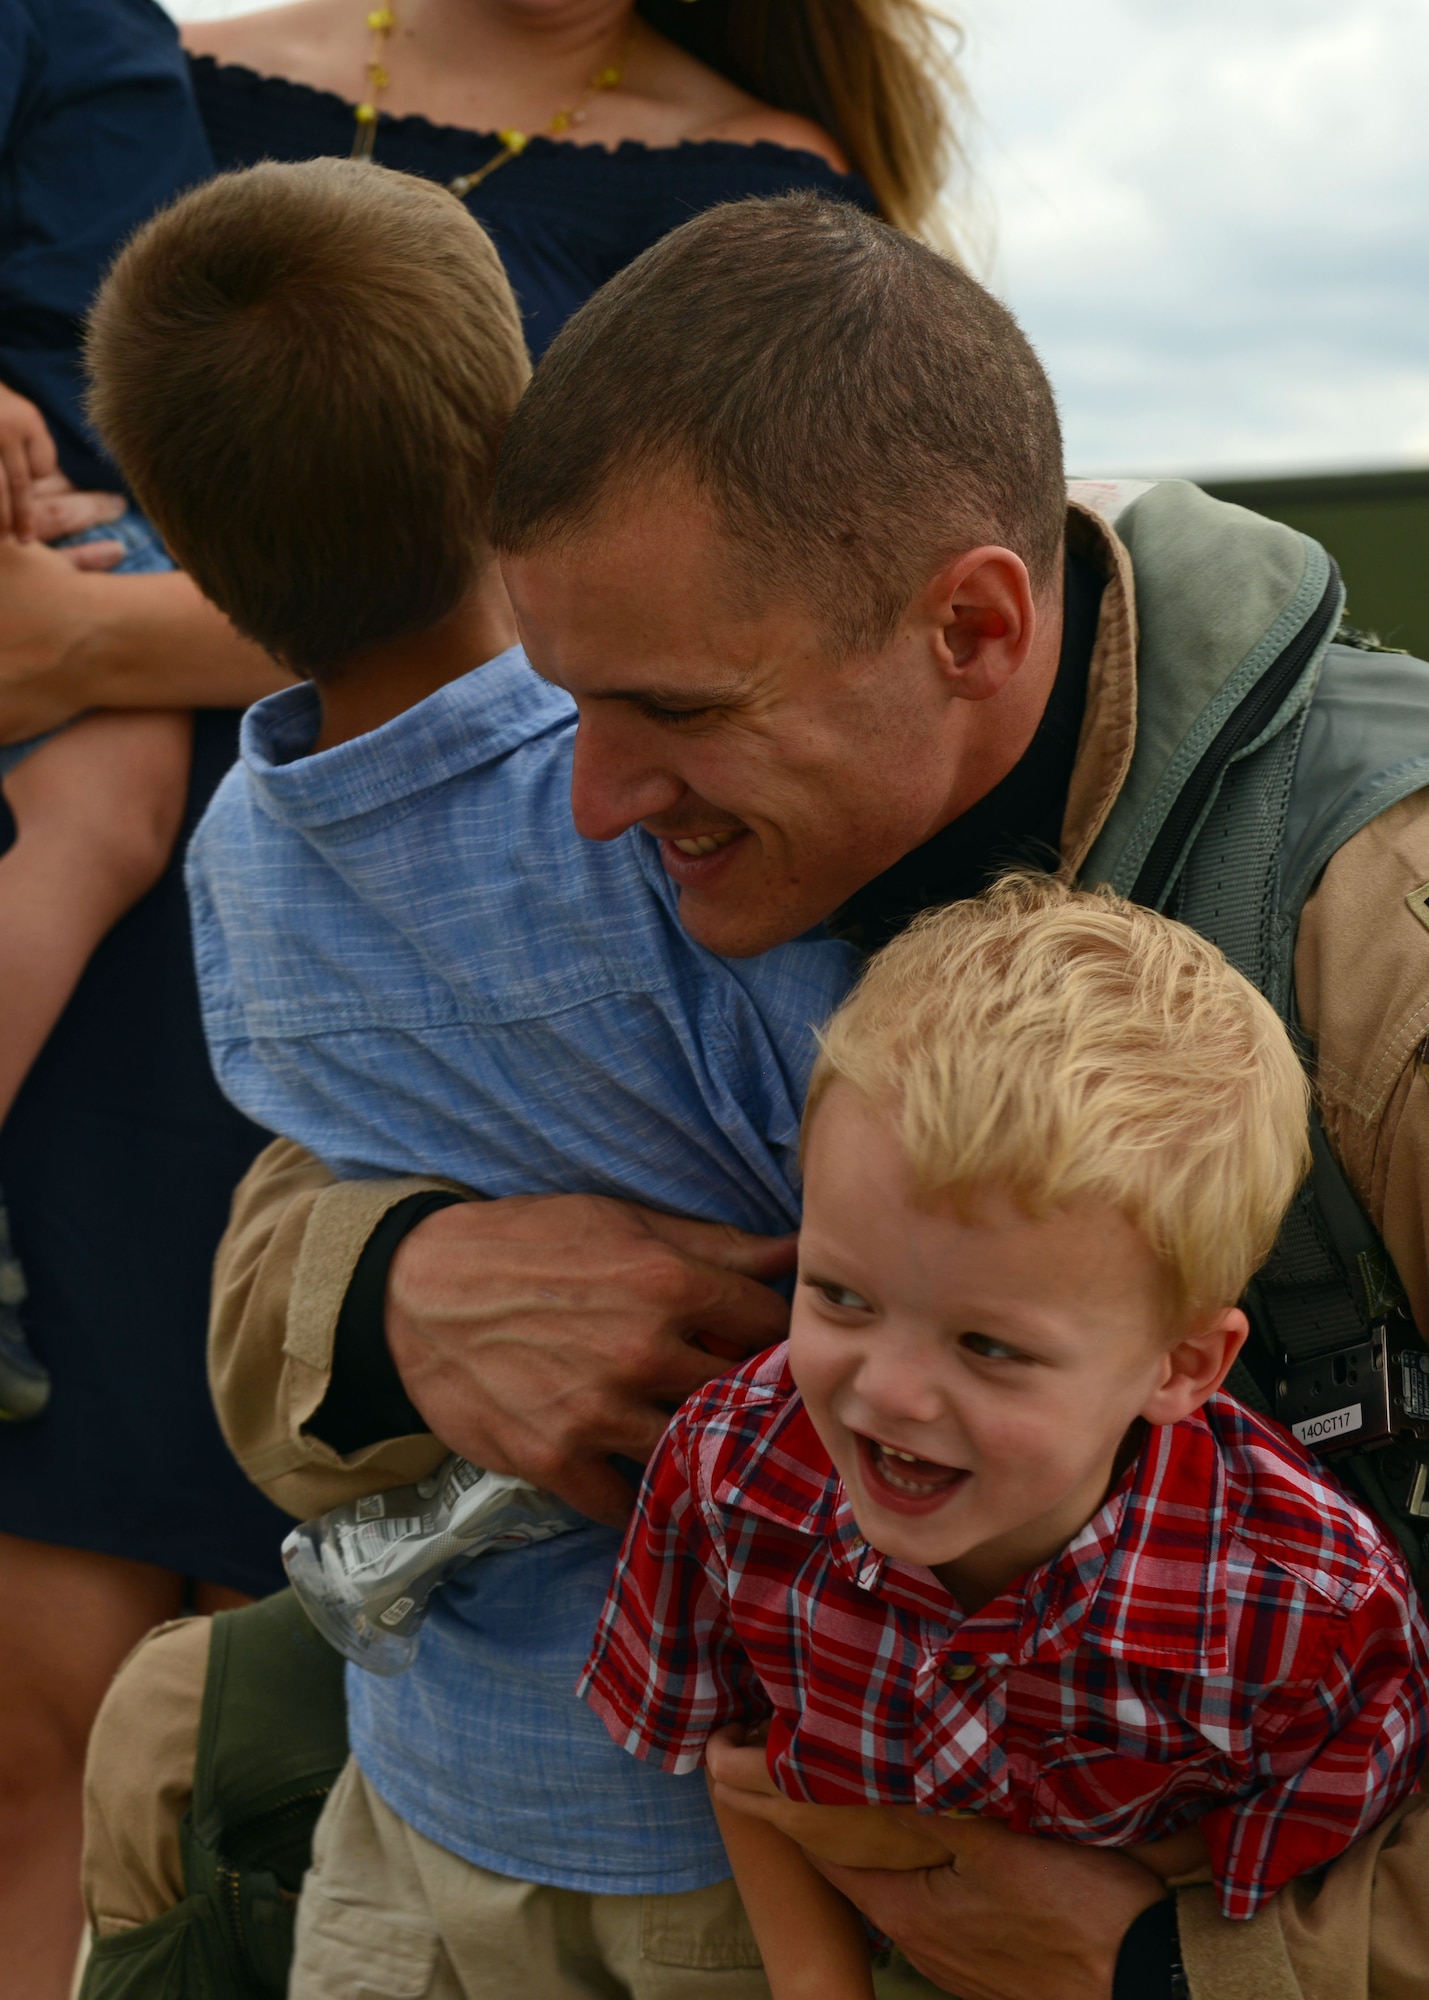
[{"x1": 943, "y1": 1655, "x2": 976, "y2": 1683}]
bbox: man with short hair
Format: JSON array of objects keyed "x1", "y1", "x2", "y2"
[{"x1": 92, "y1": 196, "x2": 1429, "y2": 1998}]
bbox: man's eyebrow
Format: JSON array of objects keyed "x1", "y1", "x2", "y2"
[{"x1": 525, "y1": 656, "x2": 749, "y2": 707}]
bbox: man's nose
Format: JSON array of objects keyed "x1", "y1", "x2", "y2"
[{"x1": 569, "y1": 714, "x2": 682, "y2": 842}]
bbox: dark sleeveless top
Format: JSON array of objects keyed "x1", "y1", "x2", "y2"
[
  {"x1": 0, "y1": 63, "x2": 875, "y2": 1594},
  {"x1": 191, "y1": 57, "x2": 878, "y2": 360}
]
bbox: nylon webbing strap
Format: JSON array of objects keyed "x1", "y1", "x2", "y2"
[
  {"x1": 1164, "y1": 708, "x2": 1382, "y2": 1368},
  {"x1": 1246, "y1": 1177, "x2": 1370, "y2": 1362}
]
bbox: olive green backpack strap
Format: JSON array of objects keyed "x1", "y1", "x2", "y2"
[{"x1": 79, "y1": 1589, "x2": 348, "y2": 2000}]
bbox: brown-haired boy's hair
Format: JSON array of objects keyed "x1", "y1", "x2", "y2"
[
  {"x1": 492, "y1": 193, "x2": 1065, "y2": 654},
  {"x1": 86, "y1": 159, "x2": 529, "y2": 676}
]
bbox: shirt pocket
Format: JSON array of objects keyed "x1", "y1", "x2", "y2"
[{"x1": 1027, "y1": 1733, "x2": 1233, "y2": 1843}]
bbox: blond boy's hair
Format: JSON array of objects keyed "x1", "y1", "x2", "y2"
[
  {"x1": 86, "y1": 160, "x2": 529, "y2": 676},
  {"x1": 806, "y1": 874, "x2": 1311, "y2": 1315}
]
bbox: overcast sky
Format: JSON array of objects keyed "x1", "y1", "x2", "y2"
[
  {"x1": 959, "y1": 0, "x2": 1429, "y2": 475},
  {"x1": 168, "y1": 0, "x2": 1428, "y2": 479}
]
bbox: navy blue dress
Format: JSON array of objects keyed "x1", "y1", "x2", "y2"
[
  {"x1": 0, "y1": 1, "x2": 292, "y2": 1594},
  {"x1": 0, "y1": 56, "x2": 876, "y2": 1595},
  {"x1": 0, "y1": 0, "x2": 213, "y2": 493},
  {"x1": 191, "y1": 58, "x2": 877, "y2": 360}
]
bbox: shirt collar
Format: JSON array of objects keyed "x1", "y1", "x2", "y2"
[
  {"x1": 1060, "y1": 498, "x2": 1139, "y2": 873},
  {"x1": 239, "y1": 645, "x2": 572, "y2": 832},
  {"x1": 715, "y1": 1375, "x2": 1231, "y2": 1672}
]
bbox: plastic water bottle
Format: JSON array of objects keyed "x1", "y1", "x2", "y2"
[{"x1": 283, "y1": 1455, "x2": 580, "y2": 1674}]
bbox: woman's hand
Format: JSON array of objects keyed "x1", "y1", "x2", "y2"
[
  {"x1": 0, "y1": 475, "x2": 130, "y2": 756},
  {"x1": 27, "y1": 470, "x2": 127, "y2": 565},
  {"x1": 704, "y1": 1727, "x2": 953, "y2": 1871},
  {"x1": 0, "y1": 386, "x2": 60, "y2": 540}
]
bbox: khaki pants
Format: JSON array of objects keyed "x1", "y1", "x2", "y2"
[
  {"x1": 291, "y1": 1758, "x2": 772, "y2": 2000},
  {"x1": 81, "y1": 1616, "x2": 209, "y2": 1934}
]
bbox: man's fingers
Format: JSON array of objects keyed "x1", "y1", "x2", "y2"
[
  {"x1": 60, "y1": 538, "x2": 125, "y2": 572},
  {"x1": 704, "y1": 1732, "x2": 777, "y2": 1795},
  {"x1": 541, "y1": 1454, "x2": 639, "y2": 1530},
  {"x1": 639, "y1": 1208, "x2": 799, "y2": 1282},
  {"x1": 676, "y1": 1258, "x2": 793, "y2": 1355},
  {"x1": 810, "y1": 1855, "x2": 915, "y2": 1902}
]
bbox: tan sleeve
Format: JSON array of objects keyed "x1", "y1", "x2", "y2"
[
  {"x1": 1176, "y1": 1787, "x2": 1429, "y2": 2000},
  {"x1": 208, "y1": 1136, "x2": 456, "y2": 1519},
  {"x1": 1294, "y1": 788, "x2": 1429, "y2": 1339}
]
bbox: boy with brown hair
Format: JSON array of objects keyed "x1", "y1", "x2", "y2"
[
  {"x1": 86, "y1": 158, "x2": 528, "y2": 730},
  {"x1": 85, "y1": 158, "x2": 862, "y2": 1995},
  {"x1": 583, "y1": 877, "x2": 1429, "y2": 1998}
]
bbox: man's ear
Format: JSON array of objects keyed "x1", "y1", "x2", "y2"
[
  {"x1": 1141, "y1": 1307, "x2": 1248, "y2": 1426},
  {"x1": 920, "y1": 545, "x2": 1038, "y2": 703}
]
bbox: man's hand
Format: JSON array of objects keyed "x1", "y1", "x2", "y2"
[
  {"x1": 705, "y1": 1727, "x2": 953, "y2": 1870},
  {"x1": 386, "y1": 1193, "x2": 796, "y2": 1526},
  {"x1": 815, "y1": 1819, "x2": 1167, "y2": 2000}
]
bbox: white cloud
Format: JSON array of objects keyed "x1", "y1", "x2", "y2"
[{"x1": 958, "y1": 0, "x2": 1429, "y2": 473}]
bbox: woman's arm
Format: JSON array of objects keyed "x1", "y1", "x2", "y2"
[
  {"x1": 709, "y1": 1785, "x2": 875, "y2": 2000},
  {"x1": 0, "y1": 537, "x2": 291, "y2": 740}
]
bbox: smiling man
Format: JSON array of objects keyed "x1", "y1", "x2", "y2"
[{"x1": 91, "y1": 195, "x2": 1429, "y2": 2000}]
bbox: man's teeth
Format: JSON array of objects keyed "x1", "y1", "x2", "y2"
[{"x1": 671, "y1": 831, "x2": 738, "y2": 856}]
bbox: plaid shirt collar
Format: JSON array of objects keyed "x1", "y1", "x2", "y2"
[{"x1": 713, "y1": 1382, "x2": 1231, "y2": 1676}]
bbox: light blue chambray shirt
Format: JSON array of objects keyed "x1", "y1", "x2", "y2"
[{"x1": 186, "y1": 647, "x2": 859, "y2": 1894}]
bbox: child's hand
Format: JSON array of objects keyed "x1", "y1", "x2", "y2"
[
  {"x1": 705, "y1": 1725, "x2": 955, "y2": 1871},
  {"x1": 0, "y1": 385, "x2": 60, "y2": 541}
]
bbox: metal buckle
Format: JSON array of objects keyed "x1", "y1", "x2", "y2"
[{"x1": 1275, "y1": 1325, "x2": 1429, "y2": 1455}]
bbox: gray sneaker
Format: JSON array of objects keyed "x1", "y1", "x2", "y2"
[{"x1": 0, "y1": 1199, "x2": 47, "y2": 1422}]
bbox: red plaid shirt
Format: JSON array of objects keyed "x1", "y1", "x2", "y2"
[{"x1": 581, "y1": 1346, "x2": 1429, "y2": 1919}]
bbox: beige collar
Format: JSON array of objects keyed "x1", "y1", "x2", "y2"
[{"x1": 1060, "y1": 501, "x2": 1138, "y2": 873}]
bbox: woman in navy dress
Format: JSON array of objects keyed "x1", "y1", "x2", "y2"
[
  {"x1": 0, "y1": 4, "x2": 965, "y2": 1988},
  {"x1": 184, "y1": 0, "x2": 961, "y2": 354}
]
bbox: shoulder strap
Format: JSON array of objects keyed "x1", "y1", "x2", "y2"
[
  {"x1": 1150, "y1": 626, "x2": 1429, "y2": 1578},
  {"x1": 191, "y1": 1587, "x2": 348, "y2": 1850},
  {"x1": 180, "y1": 1589, "x2": 349, "y2": 1998}
]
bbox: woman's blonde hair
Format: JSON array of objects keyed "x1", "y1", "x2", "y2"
[
  {"x1": 805, "y1": 875, "x2": 1312, "y2": 1316},
  {"x1": 640, "y1": 0, "x2": 967, "y2": 242}
]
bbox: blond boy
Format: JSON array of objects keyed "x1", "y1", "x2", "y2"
[{"x1": 583, "y1": 876, "x2": 1429, "y2": 1999}]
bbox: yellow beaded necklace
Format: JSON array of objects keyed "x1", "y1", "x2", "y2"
[{"x1": 350, "y1": 9, "x2": 630, "y2": 198}]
